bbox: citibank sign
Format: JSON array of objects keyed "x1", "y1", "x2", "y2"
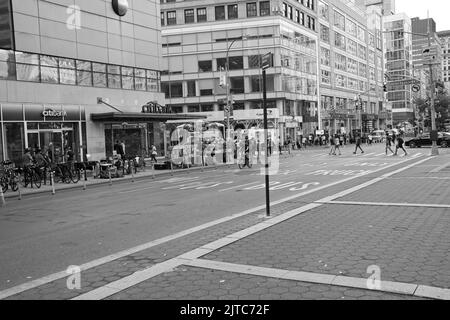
[
  {"x1": 42, "y1": 109, "x2": 67, "y2": 118},
  {"x1": 112, "y1": 0, "x2": 129, "y2": 16}
]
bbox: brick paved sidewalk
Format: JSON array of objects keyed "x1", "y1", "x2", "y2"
[{"x1": 2, "y1": 153, "x2": 449, "y2": 300}]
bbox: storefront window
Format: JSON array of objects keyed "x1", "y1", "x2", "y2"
[
  {"x1": 4, "y1": 123, "x2": 25, "y2": 164},
  {"x1": 0, "y1": 49, "x2": 16, "y2": 80},
  {"x1": 0, "y1": 123, "x2": 3, "y2": 162}
]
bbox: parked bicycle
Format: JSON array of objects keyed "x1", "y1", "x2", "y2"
[
  {"x1": 21, "y1": 165, "x2": 42, "y2": 189},
  {"x1": 1, "y1": 161, "x2": 19, "y2": 193}
]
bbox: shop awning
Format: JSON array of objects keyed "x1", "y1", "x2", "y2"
[{"x1": 91, "y1": 112, "x2": 206, "y2": 122}]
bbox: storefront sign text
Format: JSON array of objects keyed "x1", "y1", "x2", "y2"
[{"x1": 42, "y1": 110, "x2": 68, "y2": 118}]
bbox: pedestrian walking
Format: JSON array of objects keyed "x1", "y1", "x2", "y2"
[
  {"x1": 329, "y1": 135, "x2": 335, "y2": 155},
  {"x1": 150, "y1": 145, "x2": 158, "y2": 162},
  {"x1": 353, "y1": 134, "x2": 364, "y2": 154},
  {"x1": 333, "y1": 134, "x2": 342, "y2": 156},
  {"x1": 385, "y1": 133, "x2": 394, "y2": 155},
  {"x1": 394, "y1": 134, "x2": 408, "y2": 156},
  {"x1": 368, "y1": 134, "x2": 373, "y2": 146}
]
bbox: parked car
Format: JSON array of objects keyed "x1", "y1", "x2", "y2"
[
  {"x1": 405, "y1": 132, "x2": 450, "y2": 148},
  {"x1": 371, "y1": 130, "x2": 386, "y2": 143}
]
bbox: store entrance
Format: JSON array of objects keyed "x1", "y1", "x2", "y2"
[{"x1": 27, "y1": 128, "x2": 77, "y2": 163}]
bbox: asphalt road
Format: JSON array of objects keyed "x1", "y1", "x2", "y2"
[{"x1": 0, "y1": 144, "x2": 432, "y2": 289}]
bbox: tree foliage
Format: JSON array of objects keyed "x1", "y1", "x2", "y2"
[{"x1": 414, "y1": 82, "x2": 450, "y2": 131}]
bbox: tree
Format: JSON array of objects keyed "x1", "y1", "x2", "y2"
[{"x1": 414, "y1": 84, "x2": 450, "y2": 131}]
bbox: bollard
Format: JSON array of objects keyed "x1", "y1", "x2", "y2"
[
  {"x1": 152, "y1": 162, "x2": 155, "y2": 179},
  {"x1": 0, "y1": 186, "x2": 5, "y2": 207},
  {"x1": 82, "y1": 169, "x2": 86, "y2": 190},
  {"x1": 131, "y1": 161, "x2": 135, "y2": 183},
  {"x1": 170, "y1": 160, "x2": 174, "y2": 176},
  {"x1": 17, "y1": 175, "x2": 22, "y2": 201},
  {"x1": 109, "y1": 167, "x2": 112, "y2": 186},
  {"x1": 50, "y1": 171, "x2": 56, "y2": 195}
]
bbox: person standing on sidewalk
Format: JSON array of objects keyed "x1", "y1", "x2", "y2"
[
  {"x1": 150, "y1": 145, "x2": 158, "y2": 163},
  {"x1": 353, "y1": 134, "x2": 364, "y2": 154},
  {"x1": 394, "y1": 134, "x2": 408, "y2": 156}
]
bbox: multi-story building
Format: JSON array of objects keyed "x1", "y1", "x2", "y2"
[
  {"x1": 355, "y1": 0, "x2": 395, "y2": 16},
  {"x1": 437, "y1": 30, "x2": 450, "y2": 92},
  {"x1": 411, "y1": 17, "x2": 442, "y2": 82},
  {"x1": 0, "y1": 0, "x2": 197, "y2": 164},
  {"x1": 160, "y1": 0, "x2": 320, "y2": 143},
  {"x1": 383, "y1": 13, "x2": 414, "y2": 124},
  {"x1": 318, "y1": 0, "x2": 386, "y2": 135}
]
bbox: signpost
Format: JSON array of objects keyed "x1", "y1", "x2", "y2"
[{"x1": 262, "y1": 53, "x2": 273, "y2": 218}]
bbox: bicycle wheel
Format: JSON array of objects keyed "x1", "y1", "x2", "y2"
[
  {"x1": 70, "y1": 169, "x2": 80, "y2": 184},
  {"x1": 32, "y1": 172, "x2": 42, "y2": 189},
  {"x1": 10, "y1": 176, "x2": 19, "y2": 192},
  {"x1": 1, "y1": 176, "x2": 8, "y2": 193}
]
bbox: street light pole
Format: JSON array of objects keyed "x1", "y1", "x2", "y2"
[{"x1": 426, "y1": 18, "x2": 439, "y2": 156}]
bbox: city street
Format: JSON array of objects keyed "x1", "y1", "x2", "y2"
[{"x1": 1, "y1": 144, "x2": 449, "y2": 300}]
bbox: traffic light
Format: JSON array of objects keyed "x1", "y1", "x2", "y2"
[{"x1": 383, "y1": 83, "x2": 387, "y2": 92}]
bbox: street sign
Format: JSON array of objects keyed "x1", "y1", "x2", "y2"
[
  {"x1": 412, "y1": 84, "x2": 420, "y2": 92},
  {"x1": 261, "y1": 53, "x2": 273, "y2": 70}
]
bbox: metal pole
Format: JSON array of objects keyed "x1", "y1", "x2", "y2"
[
  {"x1": 109, "y1": 167, "x2": 112, "y2": 186},
  {"x1": 131, "y1": 160, "x2": 135, "y2": 182},
  {"x1": 82, "y1": 169, "x2": 86, "y2": 190},
  {"x1": 263, "y1": 69, "x2": 270, "y2": 217},
  {"x1": 50, "y1": 171, "x2": 55, "y2": 195},
  {"x1": 17, "y1": 174, "x2": 22, "y2": 200},
  {"x1": 0, "y1": 185, "x2": 5, "y2": 207},
  {"x1": 152, "y1": 162, "x2": 155, "y2": 179},
  {"x1": 427, "y1": 17, "x2": 439, "y2": 156}
]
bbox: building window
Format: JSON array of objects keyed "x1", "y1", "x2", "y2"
[
  {"x1": 184, "y1": 9, "x2": 195, "y2": 23},
  {"x1": 334, "y1": 10, "x2": 345, "y2": 31},
  {"x1": 260, "y1": 1, "x2": 270, "y2": 16},
  {"x1": 335, "y1": 32, "x2": 346, "y2": 51},
  {"x1": 40, "y1": 55, "x2": 59, "y2": 84},
  {"x1": 198, "y1": 60, "x2": 212, "y2": 72},
  {"x1": 170, "y1": 82, "x2": 183, "y2": 98},
  {"x1": 346, "y1": 19, "x2": 357, "y2": 37},
  {"x1": 250, "y1": 75, "x2": 262, "y2": 92},
  {"x1": 93, "y1": 62, "x2": 107, "y2": 87},
  {"x1": 161, "y1": 12, "x2": 165, "y2": 26},
  {"x1": 307, "y1": 16, "x2": 315, "y2": 30},
  {"x1": 295, "y1": 9, "x2": 300, "y2": 23},
  {"x1": 321, "y1": 70, "x2": 330, "y2": 84},
  {"x1": 187, "y1": 80, "x2": 196, "y2": 97},
  {"x1": 59, "y1": 58, "x2": 76, "y2": 85},
  {"x1": 335, "y1": 74, "x2": 347, "y2": 88},
  {"x1": 188, "y1": 105, "x2": 200, "y2": 113},
  {"x1": 300, "y1": 12, "x2": 305, "y2": 25},
  {"x1": 282, "y1": 3, "x2": 287, "y2": 17},
  {"x1": 248, "y1": 55, "x2": 262, "y2": 68},
  {"x1": 215, "y1": 6, "x2": 225, "y2": 20},
  {"x1": 247, "y1": 2, "x2": 257, "y2": 17},
  {"x1": 288, "y1": 5, "x2": 293, "y2": 20},
  {"x1": 228, "y1": 4, "x2": 238, "y2": 19},
  {"x1": 320, "y1": 24, "x2": 329, "y2": 43},
  {"x1": 320, "y1": 47, "x2": 330, "y2": 66},
  {"x1": 167, "y1": 11, "x2": 176, "y2": 25},
  {"x1": 358, "y1": 44, "x2": 367, "y2": 59},
  {"x1": 318, "y1": 1, "x2": 328, "y2": 20},
  {"x1": 217, "y1": 56, "x2": 244, "y2": 70},
  {"x1": 230, "y1": 77, "x2": 244, "y2": 94},
  {"x1": 107, "y1": 65, "x2": 121, "y2": 89},
  {"x1": 347, "y1": 39, "x2": 357, "y2": 56},
  {"x1": 335, "y1": 53, "x2": 346, "y2": 72},
  {"x1": 197, "y1": 8, "x2": 207, "y2": 22}
]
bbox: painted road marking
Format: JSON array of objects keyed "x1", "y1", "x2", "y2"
[
  {"x1": 0, "y1": 155, "x2": 428, "y2": 299},
  {"x1": 184, "y1": 259, "x2": 421, "y2": 297},
  {"x1": 305, "y1": 170, "x2": 373, "y2": 176},
  {"x1": 71, "y1": 156, "x2": 436, "y2": 300},
  {"x1": 318, "y1": 200, "x2": 450, "y2": 209},
  {"x1": 217, "y1": 182, "x2": 262, "y2": 192}
]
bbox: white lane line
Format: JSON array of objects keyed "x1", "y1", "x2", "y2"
[
  {"x1": 429, "y1": 161, "x2": 450, "y2": 173},
  {"x1": 0, "y1": 155, "x2": 427, "y2": 300},
  {"x1": 318, "y1": 200, "x2": 450, "y2": 209},
  {"x1": 71, "y1": 156, "x2": 433, "y2": 300},
  {"x1": 414, "y1": 285, "x2": 450, "y2": 300},
  {"x1": 183, "y1": 259, "x2": 419, "y2": 297},
  {"x1": 217, "y1": 181, "x2": 262, "y2": 192}
]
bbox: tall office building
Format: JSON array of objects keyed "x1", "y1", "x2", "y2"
[
  {"x1": 383, "y1": 13, "x2": 414, "y2": 124},
  {"x1": 318, "y1": 0, "x2": 386, "y2": 134},
  {"x1": 160, "y1": 0, "x2": 320, "y2": 142},
  {"x1": 411, "y1": 17, "x2": 442, "y2": 81},
  {"x1": 0, "y1": 0, "x2": 190, "y2": 164},
  {"x1": 437, "y1": 30, "x2": 450, "y2": 92}
]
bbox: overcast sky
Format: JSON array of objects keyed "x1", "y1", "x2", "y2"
[{"x1": 396, "y1": 0, "x2": 450, "y2": 31}]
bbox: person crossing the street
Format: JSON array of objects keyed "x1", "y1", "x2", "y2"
[
  {"x1": 394, "y1": 134, "x2": 408, "y2": 156},
  {"x1": 353, "y1": 134, "x2": 364, "y2": 154},
  {"x1": 385, "y1": 132, "x2": 394, "y2": 155}
]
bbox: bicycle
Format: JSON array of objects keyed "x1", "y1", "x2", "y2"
[
  {"x1": 21, "y1": 165, "x2": 42, "y2": 189},
  {"x1": 1, "y1": 161, "x2": 19, "y2": 193},
  {"x1": 238, "y1": 152, "x2": 253, "y2": 169}
]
